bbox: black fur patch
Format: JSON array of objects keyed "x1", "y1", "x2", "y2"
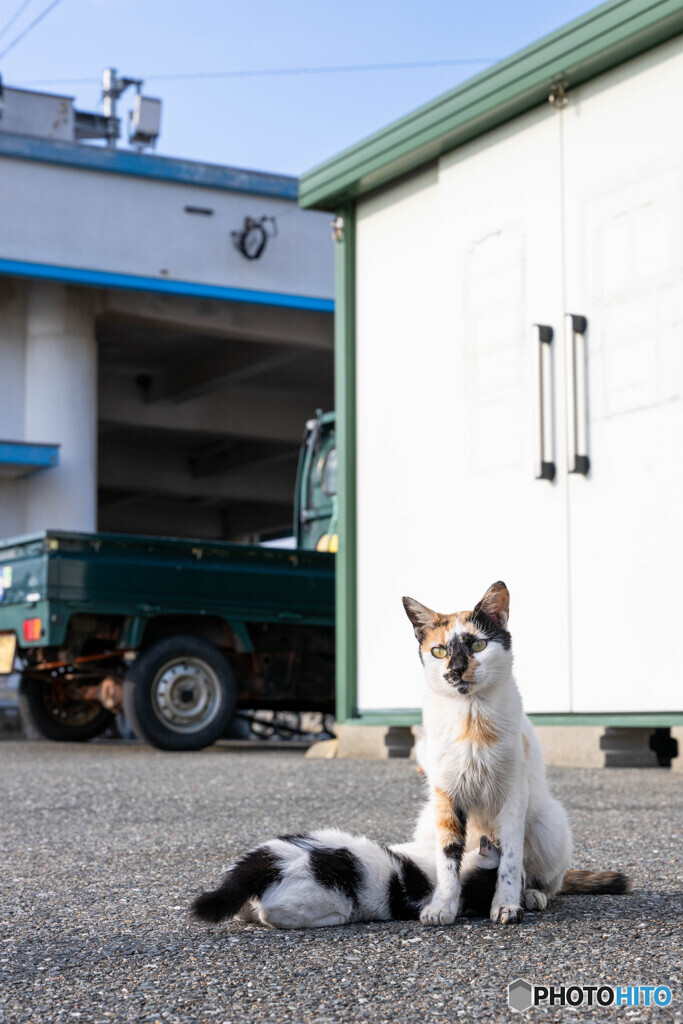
[
  {"x1": 278, "y1": 833, "x2": 317, "y2": 852},
  {"x1": 460, "y1": 864, "x2": 499, "y2": 917},
  {"x1": 310, "y1": 846, "x2": 364, "y2": 906},
  {"x1": 400, "y1": 857, "x2": 434, "y2": 905},
  {"x1": 192, "y1": 845, "x2": 282, "y2": 923},
  {"x1": 469, "y1": 608, "x2": 512, "y2": 650},
  {"x1": 444, "y1": 840, "x2": 466, "y2": 864},
  {"x1": 386, "y1": 849, "x2": 434, "y2": 909},
  {"x1": 444, "y1": 637, "x2": 468, "y2": 684},
  {"x1": 388, "y1": 874, "x2": 420, "y2": 920},
  {"x1": 442, "y1": 805, "x2": 467, "y2": 866},
  {"x1": 385, "y1": 849, "x2": 434, "y2": 920}
]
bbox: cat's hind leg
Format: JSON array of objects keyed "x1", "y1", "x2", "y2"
[
  {"x1": 523, "y1": 797, "x2": 572, "y2": 910},
  {"x1": 522, "y1": 888, "x2": 548, "y2": 911},
  {"x1": 259, "y1": 907, "x2": 350, "y2": 929},
  {"x1": 258, "y1": 882, "x2": 353, "y2": 930},
  {"x1": 235, "y1": 900, "x2": 259, "y2": 922}
]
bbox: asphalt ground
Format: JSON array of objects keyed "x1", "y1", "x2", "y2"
[{"x1": 1, "y1": 741, "x2": 682, "y2": 1024}]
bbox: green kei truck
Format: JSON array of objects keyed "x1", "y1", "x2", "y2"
[{"x1": 0, "y1": 411, "x2": 337, "y2": 751}]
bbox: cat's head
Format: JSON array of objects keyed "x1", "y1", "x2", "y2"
[
  {"x1": 477, "y1": 835, "x2": 501, "y2": 869},
  {"x1": 402, "y1": 581, "x2": 512, "y2": 698}
]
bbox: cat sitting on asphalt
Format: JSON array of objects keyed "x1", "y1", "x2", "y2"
[
  {"x1": 191, "y1": 580, "x2": 630, "y2": 931},
  {"x1": 192, "y1": 831, "x2": 501, "y2": 930},
  {"x1": 403, "y1": 581, "x2": 630, "y2": 926}
]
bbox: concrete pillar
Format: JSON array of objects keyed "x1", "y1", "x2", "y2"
[
  {"x1": 0, "y1": 279, "x2": 27, "y2": 537},
  {"x1": 23, "y1": 282, "x2": 97, "y2": 532}
]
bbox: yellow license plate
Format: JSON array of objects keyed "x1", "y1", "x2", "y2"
[{"x1": 0, "y1": 634, "x2": 17, "y2": 674}]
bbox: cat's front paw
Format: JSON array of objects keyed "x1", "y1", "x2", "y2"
[
  {"x1": 490, "y1": 903, "x2": 525, "y2": 925},
  {"x1": 420, "y1": 900, "x2": 459, "y2": 926}
]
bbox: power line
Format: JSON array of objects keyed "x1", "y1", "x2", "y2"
[
  {"x1": 16, "y1": 56, "x2": 498, "y2": 87},
  {"x1": 0, "y1": 0, "x2": 35, "y2": 44},
  {"x1": 146, "y1": 57, "x2": 499, "y2": 82},
  {"x1": 0, "y1": 0, "x2": 64, "y2": 61}
]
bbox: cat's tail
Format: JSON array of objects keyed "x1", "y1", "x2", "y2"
[
  {"x1": 192, "y1": 845, "x2": 282, "y2": 924},
  {"x1": 560, "y1": 869, "x2": 632, "y2": 895}
]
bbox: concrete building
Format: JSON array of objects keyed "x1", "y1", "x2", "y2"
[
  {"x1": 300, "y1": 0, "x2": 683, "y2": 762},
  {"x1": 0, "y1": 84, "x2": 334, "y2": 542}
]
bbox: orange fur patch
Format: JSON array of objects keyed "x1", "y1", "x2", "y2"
[
  {"x1": 420, "y1": 617, "x2": 456, "y2": 656},
  {"x1": 460, "y1": 657, "x2": 479, "y2": 683},
  {"x1": 420, "y1": 613, "x2": 476, "y2": 656},
  {"x1": 522, "y1": 734, "x2": 530, "y2": 758},
  {"x1": 457, "y1": 709, "x2": 499, "y2": 746},
  {"x1": 456, "y1": 612, "x2": 477, "y2": 633},
  {"x1": 433, "y1": 786, "x2": 464, "y2": 845}
]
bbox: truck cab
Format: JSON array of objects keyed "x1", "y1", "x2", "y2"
[{"x1": 295, "y1": 410, "x2": 337, "y2": 553}]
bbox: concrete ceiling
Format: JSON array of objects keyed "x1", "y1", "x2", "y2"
[{"x1": 96, "y1": 292, "x2": 333, "y2": 542}]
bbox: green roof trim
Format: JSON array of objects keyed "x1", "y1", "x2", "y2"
[{"x1": 300, "y1": 0, "x2": 683, "y2": 210}]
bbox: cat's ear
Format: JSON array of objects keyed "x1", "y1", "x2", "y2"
[
  {"x1": 402, "y1": 597, "x2": 440, "y2": 640},
  {"x1": 474, "y1": 581, "x2": 509, "y2": 629}
]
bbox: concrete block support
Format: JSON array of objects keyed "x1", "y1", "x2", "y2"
[
  {"x1": 322, "y1": 724, "x2": 415, "y2": 760},
  {"x1": 600, "y1": 727, "x2": 661, "y2": 768},
  {"x1": 23, "y1": 282, "x2": 97, "y2": 532},
  {"x1": 334, "y1": 724, "x2": 389, "y2": 759},
  {"x1": 533, "y1": 726, "x2": 604, "y2": 768},
  {"x1": 384, "y1": 726, "x2": 415, "y2": 758},
  {"x1": 310, "y1": 724, "x2": 683, "y2": 767}
]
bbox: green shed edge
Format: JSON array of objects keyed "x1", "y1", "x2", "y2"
[{"x1": 299, "y1": 0, "x2": 683, "y2": 211}]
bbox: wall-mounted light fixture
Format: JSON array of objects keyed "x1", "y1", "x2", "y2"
[{"x1": 231, "y1": 216, "x2": 278, "y2": 261}]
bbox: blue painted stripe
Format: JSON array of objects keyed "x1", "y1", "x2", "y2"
[
  {"x1": 0, "y1": 132, "x2": 299, "y2": 200},
  {"x1": 0, "y1": 258, "x2": 335, "y2": 313},
  {"x1": 0, "y1": 442, "x2": 60, "y2": 469}
]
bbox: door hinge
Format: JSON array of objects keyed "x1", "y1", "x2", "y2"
[
  {"x1": 548, "y1": 78, "x2": 569, "y2": 109},
  {"x1": 331, "y1": 216, "x2": 345, "y2": 243}
]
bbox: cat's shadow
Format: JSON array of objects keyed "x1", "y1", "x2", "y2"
[{"x1": 211, "y1": 891, "x2": 681, "y2": 942}]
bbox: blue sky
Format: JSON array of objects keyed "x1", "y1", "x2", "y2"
[{"x1": 1, "y1": 0, "x2": 600, "y2": 176}]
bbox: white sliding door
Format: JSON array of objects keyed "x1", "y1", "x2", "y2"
[
  {"x1": 563, "y1": 38, "x2": 683, "y2": 711},
  {"x1": 355, "y1": 107, "x2": 571, "y2": 713}
]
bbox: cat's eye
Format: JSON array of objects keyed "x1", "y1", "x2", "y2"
[
  {"x1": 471, "y1": 639, "x2": 488, "y2": 653},
  {"x1": 431, "y1": 645, "x2": 448, "y2": 659}
]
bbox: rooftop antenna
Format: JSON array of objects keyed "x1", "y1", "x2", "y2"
[{"x1": 101, "y1": 67, "x2": 161, "y2": 150}]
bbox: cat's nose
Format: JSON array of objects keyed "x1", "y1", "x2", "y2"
[{"x1": 447, "y1": 652, "x2": 466, "y2": 674}]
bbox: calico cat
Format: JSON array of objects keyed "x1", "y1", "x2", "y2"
[
  {"x1": 403, "y1": 582, "x2": 631, "y2": 926},
  {"x1": 192, "y1": 831, "x2": 501, "y2": 929}
]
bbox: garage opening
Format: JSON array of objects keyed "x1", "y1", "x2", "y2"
[{"x1": 96, "y1": 290, "x2": 333, "y2": 542}]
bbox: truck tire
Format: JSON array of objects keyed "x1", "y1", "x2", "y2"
[
  {"x1": 18, "y1": 677, "x2": 115, "y2": 742},
  {"x1": 123, "y1": 636, "x2": 236, "y2": 751}
]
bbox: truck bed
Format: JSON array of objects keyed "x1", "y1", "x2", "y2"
[{"x1": 0, "y1": 530, "x2": 335, "y2": 650}]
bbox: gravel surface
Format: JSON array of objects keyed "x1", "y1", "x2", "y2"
[{"x1": 1, "y1": 740, "x2": 682, "y2": 1023}]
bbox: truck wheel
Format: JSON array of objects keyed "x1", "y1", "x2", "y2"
[
  {"x1": 123, "y1": 636, "x2": 236, "y2": 751},
  {"x1": 18, "y1": 677, "x2": 114, "y2": 742}
]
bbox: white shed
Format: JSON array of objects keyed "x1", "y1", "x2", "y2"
[{"x1": 300, "y1": 0, "x2": 683, "y2": 740}]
